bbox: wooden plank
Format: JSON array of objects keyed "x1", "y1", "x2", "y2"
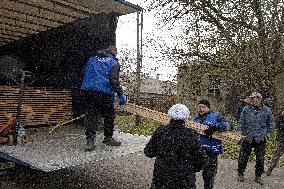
[
  {"x1": 0, "y1": 17, "x2": 48, "y2": 33},
  {"x1": 0, "y1": 32, "x2": 21, "y2": 39},
  {"x1": 0, "y1": 86, "x2": 73, "y2": 126},
  {"x1": 0, "y1": 23, "x2": 39, "y2": 35},
  {"x1": 48, "y1": 0, "x2": 96, "y2": 15},
  {"x1": 0, "y1": 36, "x2": 18, "y2": 41},
  {"x1": 0, "y1": 6, "x2": 63, "y2": 25},
  {"x1": 116, "y1": 103, "x2": 244, "y2": 144},
  {"x1": 0, "y1": 28, "x2": 28, "y2": 37},
  {"x1": 9, "y1": 0, "x2": 85, "y2": 20}
]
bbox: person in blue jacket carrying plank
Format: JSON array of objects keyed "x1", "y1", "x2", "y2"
[{"x1": 192, "y1": 99, "x2": 233, "y2": 189}]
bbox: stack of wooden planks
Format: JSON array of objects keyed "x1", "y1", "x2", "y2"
[{"x1": 0, "y1": 85, "x2": 72, "y2": 128}]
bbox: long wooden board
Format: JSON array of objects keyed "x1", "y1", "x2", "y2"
[{"x1": 116, "y1": 103, "x2": 243, "y2": 144}]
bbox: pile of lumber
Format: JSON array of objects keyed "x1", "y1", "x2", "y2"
[{"x1": 0, "y1": 86, "x2": 72, "y2": 128}]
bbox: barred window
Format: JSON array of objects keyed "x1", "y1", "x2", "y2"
[{"x1": 208, "y1": 75, "x2": 221, "y2": 97}]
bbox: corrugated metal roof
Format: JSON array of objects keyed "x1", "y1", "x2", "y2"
[{"x1": 0, "y1": 0, "x2": 142, "y2": 47}]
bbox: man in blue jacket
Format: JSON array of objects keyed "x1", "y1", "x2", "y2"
[
  {"x1": 237, "y1": 92, "x2": 273, "y2": 185},
  {"x1": 192, "y1": 99, "x2": 233, "y2": 189},
  {"x1": 80, "y1": 45, "x2": 126, "y2": 151}
]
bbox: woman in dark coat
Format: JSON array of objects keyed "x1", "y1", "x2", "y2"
[{"x1": 144, "y1": 104, "x2": 207, "y2": 189}]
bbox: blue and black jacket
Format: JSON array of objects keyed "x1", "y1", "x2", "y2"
[
  {"x1": 80, "y1": 50, "x2": 123, "y2": 98},
  {"x1": 193, "y1": 112, "x2": 233, "y2": 154}
]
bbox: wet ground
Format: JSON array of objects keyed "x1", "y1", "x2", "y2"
[
  {"x1": 1, "y1": 152, "x2": 284, "y2": 189},
  {"x1": 1, "y1": 124, "x2": 284, "y2": 188}
]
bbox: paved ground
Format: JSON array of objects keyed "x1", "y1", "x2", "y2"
[{"x1": 1, "y1": 151, "x2": 284, "y2": 189}]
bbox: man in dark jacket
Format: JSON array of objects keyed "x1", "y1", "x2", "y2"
[
  {"x1": 192, "y1": 99, "x2": 233, "y2": 189},
  {"x1": 80, "y1": 45, "x2": 126, "y2": 151},
  {"x1": 266, "y1": 111, "x2": 284, "y2": 176},
  {"x1": 144, "y1": 104, "x2": 207, "y2": 189},
  {"x1": 237, "y1": 92, "x2": 273, "y2": 185}
]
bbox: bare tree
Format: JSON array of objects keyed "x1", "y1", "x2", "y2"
[{"x1": 147, "y1": 0, "x2": 284, "y2": 112}]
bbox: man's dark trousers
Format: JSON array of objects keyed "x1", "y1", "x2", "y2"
[
  {"x1": 83, "y1": 91, "x2": 115, "y2": 142},
  {"x1": 237, "y1": 139, "x2": 266, "y2": 177},
  {"x1": 203, "y1": 151, "x2": 218, "y2": 189}
]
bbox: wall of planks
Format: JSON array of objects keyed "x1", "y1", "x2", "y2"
[{"x1": 0, "y1": 85, "x2": 72, "y2": 128}]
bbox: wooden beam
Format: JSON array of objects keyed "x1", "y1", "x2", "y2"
[
  {"x1": 0, "y1": 6, "x2": 64, "y2": 25},
  {"x1": 46, "y1": 0, "x2": 97, "y2": 15},
  {"x1": 0, "y1": 36, "x2": 15, "y2": 41},
  {"x1": 116, "y1": 103, "x2": 243, "y2": 144},
  {"x1": 0, "y1": 17, "x2": 48, "y2": 32},
  {"x1": 0, "y1": 11, "x2": 60, "y2": 28},
  {"x1": 46, "y1": 0, "x2": 93, "y2": 17},
  {"x1": 10, "y1": 0, "x2": 87, "y2": 20},
  {"x1": 0, "y1": 21, "x2": 43, "y2": 34},
  {"x1": 0, "y1": 23, "x2": 38, "y2": 35},
  {"x1": 62, "y1": 0, "x2": 115, "y2": 14},
  {"x1": 0, "y1": 0, "x2": 74, "y2": 25},
  {"x1": 0, "y1": 37, "x2": 12, "y2": 42},
  {"x1": 0, "y1": 33, "x2": 20, "y2": 40},
  {"x1": 0, "y1": 29, "x2": 28, "y2": 37}
]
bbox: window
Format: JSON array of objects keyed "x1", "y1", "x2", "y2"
[{"x1": 208, "y1": 75, "x2": 221, "y2": 97}]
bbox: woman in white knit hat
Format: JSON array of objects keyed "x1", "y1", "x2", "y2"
[{"x1": 144, "y1": 104, "x2": 207, "y2": 189}]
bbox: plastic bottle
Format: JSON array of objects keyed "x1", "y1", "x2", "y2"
[{"x1": 17, "y1": 127, "x2": 25, "y2": 146}]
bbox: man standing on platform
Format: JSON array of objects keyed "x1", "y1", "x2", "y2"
[{"x1": 80, "y1": 45, "x2": 126, "y2": 151}]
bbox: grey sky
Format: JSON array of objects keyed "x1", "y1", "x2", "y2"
[{"x1": 116, "y1": 0, "x2": 179, "y2": 81}]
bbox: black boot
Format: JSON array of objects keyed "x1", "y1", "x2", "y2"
[
  {"x1": 85, "y1": 140, "x2": 95, "y2": 152},
  {"x1": 266, "y1": 168, "x2": 272, "y2": 176},
  {"x1": 102, "y1": 137, "x2": 121, "y2": 146},
  {"x1": 237, "y1": 173, "x2": 245, "y2": 182},
  {"x1": 255, "y1": 176, "x2": 264, "y2": 185}
]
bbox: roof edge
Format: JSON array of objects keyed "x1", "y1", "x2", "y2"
[{"x1": 115, "y1": 0, "x2": 143, "y2": 12}]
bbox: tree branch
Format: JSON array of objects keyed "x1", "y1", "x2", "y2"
[{"x1": 201, "y1": 0, "x2": 257, "y2": 31}]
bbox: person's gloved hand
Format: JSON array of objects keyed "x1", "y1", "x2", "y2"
[
  {"x1": 204, "y1": 125, "x2": 218, "y2": 137},
  {"x1": 119, "y1": 95, "x2": 126, "y2": 106}
]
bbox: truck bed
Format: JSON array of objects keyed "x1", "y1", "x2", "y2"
[{"x1": 0, "y1": 124, "x2": 150, "y2": 172}]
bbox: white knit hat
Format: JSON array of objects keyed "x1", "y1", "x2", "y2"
[{"x1": 168, "y1": 104, "x2": 190, "y2": 120}]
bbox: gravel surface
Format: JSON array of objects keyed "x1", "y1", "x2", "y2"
[{"x1": 1, "y1": 152, "x2": 284, "y2": 189}]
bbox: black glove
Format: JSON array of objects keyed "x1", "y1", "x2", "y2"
[{"x1": 204, "y1": 125, "x2": 218, "y2": 137}]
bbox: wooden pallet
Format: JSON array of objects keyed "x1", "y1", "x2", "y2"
[{"x1": 116, "y1": 103, "x2": 243, "y2": 144}]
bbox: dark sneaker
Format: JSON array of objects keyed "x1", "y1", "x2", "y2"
[
  {"x1": 102, "y1": 138, "x2": 121, "y2": 146},
  {"x1": 85, "y1": 140, "x2": 95, "y2": 152},
  {"x1": 238, "y1": 174, "x2": 245, "y2": 182},
  {"x1": 255, "y1": 177, "x2": 264, "y2": 185}
]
